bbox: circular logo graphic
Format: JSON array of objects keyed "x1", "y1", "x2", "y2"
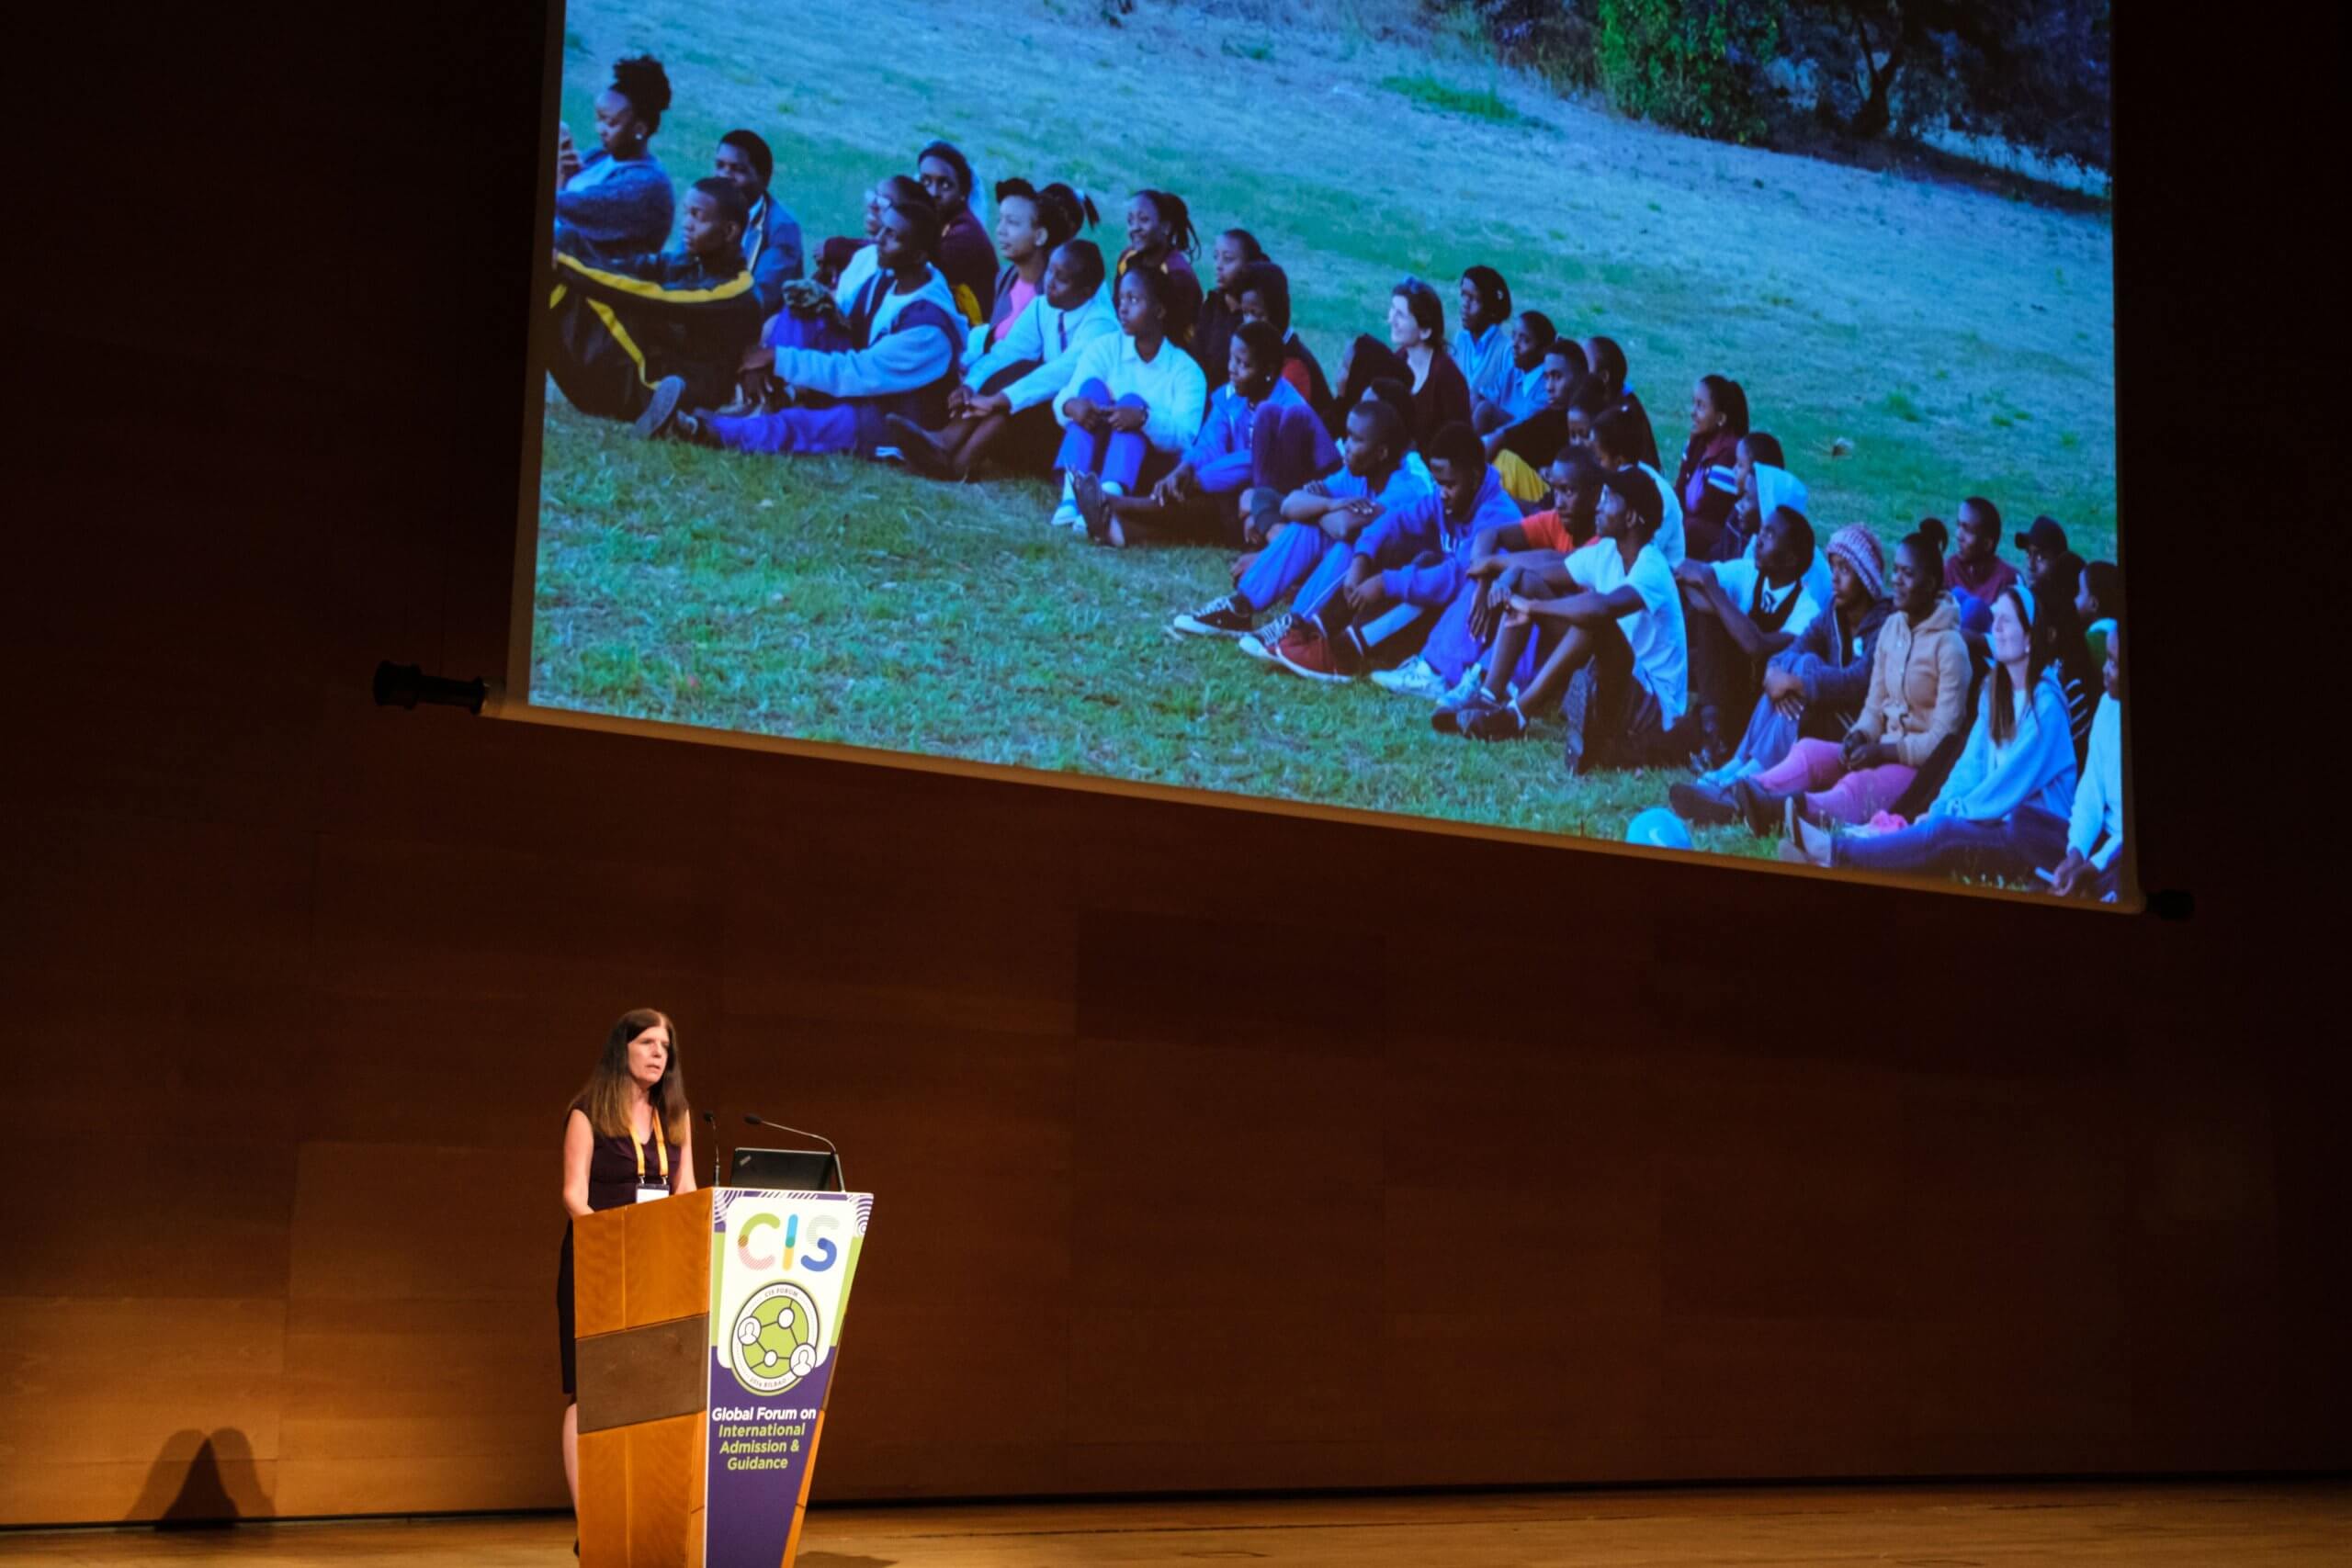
[{"x1": 729, "y1": 1281, "x2": 823, "y2": 1396}]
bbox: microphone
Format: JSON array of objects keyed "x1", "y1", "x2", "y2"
[
  {"x1": 742, "y1": 1112, "x2": 846, "y2": 1193},
  {"x1": 700, "y1": 1110, "x2": 720, "y2": 1190}
]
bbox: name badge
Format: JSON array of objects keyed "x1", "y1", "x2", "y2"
[{"x1": 634, "y1": 1184, "x2": 670, "y2": 1204}]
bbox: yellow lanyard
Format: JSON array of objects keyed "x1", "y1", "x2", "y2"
[{"x1": 632, "y1": 1109, "x2": 671, "y2": 1186}]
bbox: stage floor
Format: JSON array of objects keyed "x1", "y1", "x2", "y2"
[{"x1": 2, "y1": 1482, "x2": 2346, "y2": 1565}]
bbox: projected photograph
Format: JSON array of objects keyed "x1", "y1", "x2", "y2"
[{"x1": 528, "y1": 0, "x2": 2125, "y2": 902}]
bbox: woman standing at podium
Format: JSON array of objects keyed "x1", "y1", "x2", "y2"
[{"x1": 558, "y1": 1008, "x2": 697, "y2": 1518}]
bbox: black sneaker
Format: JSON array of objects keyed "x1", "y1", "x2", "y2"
[
  {"x1": 885, "y1": 413, "x2": 962, "y2": 481},
  {"x1": 632, "y1": 376, "x2": 688, "y2": 439},
  {"x1": 1072, "y1": 471, "x2": 1114, "y2": 543},
  {"x1": 1464, "y1": 701, "x2": 1529, "y2": 741},
  {"x1": 1432, "y1": 691, "x2": 1499, "y2": 736},
  {"x1": 1668, "y1": 779, "x2": 1740, "y2": 827},
  {"x1": 1730, "y1": 776, "x2": 1792, "y2": 837},
  {"x1": 1172, "y1": 594, "x2": 1253, "y2": 638}
]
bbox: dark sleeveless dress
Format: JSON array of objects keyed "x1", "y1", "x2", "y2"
[{"x1": 557, "y1": 1104, "x2": 684, "y2": 1394}]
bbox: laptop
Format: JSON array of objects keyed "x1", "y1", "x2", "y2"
[{"x1": 730, "y1": 1146, "x2": 842, "y2": 1193}]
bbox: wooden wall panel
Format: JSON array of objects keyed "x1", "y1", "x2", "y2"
[
  {"x1": 6, "y1": 1138, "x2": 296, "y2": 1300},
  {"x1": 0, "y1": 1299, "x2": 284, "y2": 1526},
  {"x1": 277, "y1": 1296, "x2": 563, "y2": 1517},
  {"x1": 1, "y1": 0, "x2": 2342, "y2": 1528}
]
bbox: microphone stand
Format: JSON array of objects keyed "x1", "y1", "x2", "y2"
[{"x1": 742, "y1": 1113, "x2": 847, "y2": 1193}]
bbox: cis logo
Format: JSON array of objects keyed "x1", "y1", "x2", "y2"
[{"x1": 735, "y1": 1211, "x2": 841, "y2": 1274}]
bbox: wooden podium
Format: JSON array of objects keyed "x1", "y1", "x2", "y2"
[{"x1": 573, "y1": 1188, "x2": 870, "y2": 1568}]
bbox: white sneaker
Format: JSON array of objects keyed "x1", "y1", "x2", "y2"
[
  {"x1": 1698, "y1": 756, "x2": 1758, "y2": 789},
  {"x1": 1370, "y1": 656, "x2": 1452, "y2": 702},
  {"x1": 1433, "y1": 665, "x2": 1487, "y2": 711},
  {"x1": 1051, "y1": 471, "x2": 1083, "y2": 530},
  {"x1": 1238, "y1": 612, "x2": 1299, "y2": 663}
]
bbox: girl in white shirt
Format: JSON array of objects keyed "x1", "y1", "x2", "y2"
[{"x1": 1051, "y1": 265, "x2": 1208, "y2": 534}]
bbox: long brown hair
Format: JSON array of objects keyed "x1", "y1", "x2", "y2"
[
  {"x1": 574, "y1": 1008, "x2": 691, "y2": 1142},
  {"x1": 1985, "y1": 586, "x2": 2054, "y2": 748}
]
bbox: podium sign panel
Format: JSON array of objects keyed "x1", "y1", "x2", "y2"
[
  {"x1": 572, "y1": 1187, "x2": 870, "y2": 1568},
  {"x1": 704, "y1": 1188, "x2": 868, "y2": 1566}
]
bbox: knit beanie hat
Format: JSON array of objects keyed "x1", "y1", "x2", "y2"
[{"x1": 1826, "y1": 525, "x2": 1885, "y2": 599}]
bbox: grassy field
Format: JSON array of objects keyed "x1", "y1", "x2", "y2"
[{"x1": 533, "y1": 0, "x2": 2116, "y2": 856}]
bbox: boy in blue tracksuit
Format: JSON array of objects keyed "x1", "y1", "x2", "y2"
[
  {"x1": 637, "y1": 197, "x2": 963, "y2": 458},
  {"x1": 1085, "y1": 320, "x2": 1337, "y2": 546},
  {"x1": 548, "y1": 177, "x2": 762, "y2": 423},
  {"x1": 1170, "y1": 399, "x2": 1427, "y2": 646},
  {"x1": 1265, "y1": 422, "x2": 1522, "y2": 682}
]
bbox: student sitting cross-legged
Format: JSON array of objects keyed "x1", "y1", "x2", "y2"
[
  {"x1": 1258, "y1": 421, "x2": 1522, "y2": 683},
  {"x1": 1372, "y1": 448, "x2": 1605, "y2": 706},
  {"x1": 635, "y1": 195, "x2": 964, "y2": 457},
  {"x1": 729, "y1": 175, "x2": 930, "y2": 414},
  {"x1": 1708, "y1": 528, "x2": 1970, "y2": 834},
  {"x1": 1051, "y1": 265, "x2": 1210, "y2": 536},
  {"x1": 1672, "y1": 504, "x2": 1824, "y2": 769},
  {"x1": 1170, "y1": 398, "x2": 1427, "y2": 644},
  {"x1": 1474, "y1": 311, "x2": 1561, "y2": 434},
  {"x1": 1668, "y1": 525, "x2": 1892, "y2": 825},
  {"x1": 1783, "y1": 584, "x2": 2079, "y2": 881},
  {"x1": 548, "y1": 177, "x2": 762, "y2": 424},
  {"x1": 2048, "y1": 622, "x2": 2125, "y2": 901},
  {"x1": 1438, "y1": 468, "x2": 1687, "y2": 770},
  {"x1": 888, "y1": 239, "x2": 1115, "y2": 481},
  {"x1": 1074, "y1": 320, "x2": 1336, "y2": 548}
]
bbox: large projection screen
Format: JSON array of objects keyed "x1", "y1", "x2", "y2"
[{"x1": 514, "y1": 0, "x2": 2131, "y2": 907}]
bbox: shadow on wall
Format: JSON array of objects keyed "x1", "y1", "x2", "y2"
[{"x1": 126, "y1": 1429, "x2": 276, "y2": 1526}]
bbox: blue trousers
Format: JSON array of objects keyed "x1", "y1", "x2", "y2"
[
  {"x1": 718, "y1": 310, "x2": 865, "y2": 454},
  {"x1": 1833, "y1": 805, "x2": 2070, "y2": 881},
  {"x1": 1298, "y1": 524, "x2": 1450, "y2": 627},
  {"x1": 763, "y1": 310, "x2": 852, "y2": 353},
  {"x1": 1293, "y1": 536, "x2": 1359, "y2": 621},
  {"x1": 1421, "y1": 583, "x2": 1486, "y2": 682},
  {"x1": 1421, "y1": 581, "x2": 1541, "y2": 685},
  {"x1": 1054, "y1": 379, "x2": 1153, "y2": 490},
  {"x1": 1238, "y1": 522, "x2": 1345, "y2": 614},
  {"x1": 709, "y1": 404, "x2": 859, "y2": 456}
]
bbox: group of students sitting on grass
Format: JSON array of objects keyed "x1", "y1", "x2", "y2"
[{"x1": 544, "y1": 56, "x2": 2127, "y2": 897}]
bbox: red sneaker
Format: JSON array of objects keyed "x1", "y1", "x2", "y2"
[{"x1": 1272, "y1": 622, "x2": 1360, "y2": 683}]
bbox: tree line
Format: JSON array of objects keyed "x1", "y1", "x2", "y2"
[{"x1": 1457, "y1": 0, "x2": 2110, "y2": 173}]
